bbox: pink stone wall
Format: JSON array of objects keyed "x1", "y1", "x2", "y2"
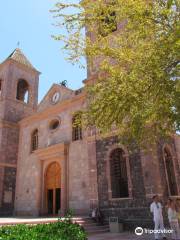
[
  {"x1": 68, "y1": 140, "x2": 91, "y2": 214},
  {"x1": 15, "y1": 88, "x2": 97, "y2": 216},
  {"x1": 140, "y1": 145, "x2": 163, "y2": 197},
  {"x1": 0, "y1": 59, "x2": 40, "y2": 215}
]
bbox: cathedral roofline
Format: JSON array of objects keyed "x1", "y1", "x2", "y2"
[
  {"x1": 18, "y1": 92, "x2": 85, "y2": 127},
  {"x1": 38, "y1": 83, "x2": 74, "y2": 106},
  {"x1": 1, "y1": 48, "x2": 40, "y2": 74}
]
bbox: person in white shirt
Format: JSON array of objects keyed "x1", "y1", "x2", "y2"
[
  {"x1": 150, "y1": 195, "x2": 167, "y2": 240},
  {"x1": 91, "y1": 208, "x2": 96, "y2": 221},
  {"x1": 167, "y1": 199, "x2": 180, "y2": 240}
]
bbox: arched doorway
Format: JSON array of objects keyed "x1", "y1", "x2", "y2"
[{"x1": 45, "y1": 162, "x2": 61, "y2": 215}]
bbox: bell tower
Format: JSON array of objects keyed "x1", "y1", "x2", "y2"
[{"x1": 0, "y1": 49, "x2": 40, "y2": 215}]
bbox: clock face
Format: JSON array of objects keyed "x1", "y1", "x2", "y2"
[{"x1": 52, "y1": 92, "x2": 60, "y2": 104}]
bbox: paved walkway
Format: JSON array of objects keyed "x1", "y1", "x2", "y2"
[
  {"x1": 0, "y1": 216, "x2": 91, "y2": 224},
  {"x1": 0, "y1": 217, "x2": 59, "y2": 225},
  {"x1": 0, "y1": 218, "x2": 172, "y2": 240},
  {"x1": 88, "y1": 232, "x2": 154, "y2": 240},
  {"x1": 89, "y1": 231, "x2": 174, "y2": 240}
]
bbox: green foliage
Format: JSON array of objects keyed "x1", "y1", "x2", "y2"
[
  {"x1": 0, "y1": 220, "x2": 87, "y2": 240},
  {"x1": 52, "y1": 0, "x2": 180, "y2": 143},
  {"x1": 72, "y1": 111, "x2": 83, "y2": 128}
]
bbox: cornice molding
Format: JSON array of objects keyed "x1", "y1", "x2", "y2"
[
  {"x1": 34, "y1": 142, "x2": 68, "y2": 160},
  {"x1": 0, "y1": 120, "x2": 19, "y2": 129},
  {"x1": 0, "y1": 163, "x2": 17, "y2": 168}
]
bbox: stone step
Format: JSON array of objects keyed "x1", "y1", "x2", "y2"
[
  {"x1": 84, "y1": 225, "x2": 109, "y2": 231},
  {"x1": 72, "y1": 217, "x2": 110, "y2": 235},
  {"x1": 88, "y1": 227, "x2": 110, "y2": 235},
  {"x1": 73, "y1": 219, "x2": 95, "y2": 224},
  {"x1": 75, "y1": 221, "x2": 98, "y2": 226},
  {"x1": 84, "y1": 223, "x2": 109, "y2": 228}
]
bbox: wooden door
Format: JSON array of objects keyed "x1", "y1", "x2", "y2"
[{"x1": 46, "y1": 162, "x2": 61, "y2": 215}]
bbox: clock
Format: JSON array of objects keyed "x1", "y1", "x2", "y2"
[{"x1": 51, "y1": 92, "x2": 60, "y2": 104}]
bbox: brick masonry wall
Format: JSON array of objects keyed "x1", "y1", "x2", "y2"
[
  {"x1": 96, "y1": 136, "x2": 180, "y2": 229},
  {"x1": 0, "y1": 167, "x2": 16, "y2": 216},
  {"x1": 0, "y1": 125, "x2": 19, "y2": 216},
  {"x1": 0, "y1": 126, "x2": 19, "y2": 165},
  {"x1": 96, "y1": 136, "x2": 157, "y2": 229},
  {"x1": 0, "y1": 167, "x2": 4, "y2": 208},
  {"x1": 0, "y1": 59, "x2": 39, "y2": 216},
  {"x1": 0, "y1": 167, "x2": 17, "y2": 216},
  {"x1": 157, "y1": 138, "x2": 180, "y2": 197}
]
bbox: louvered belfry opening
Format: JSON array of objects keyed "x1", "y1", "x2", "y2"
[
  {"x1": 31, "y1": 129, "x2": 38, "y2": 152},
  {"x1": 110, "y1": 148, "x2": 129, "y2": 198},
  {"x1": 16, "y1": 79, "x2": 29, "y2": 103},
  {"x1": 164, "y1": 148, "x2": 178, "y2": 196}
]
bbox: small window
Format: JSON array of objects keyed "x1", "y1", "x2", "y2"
[
  {"x1": 49, "y1": 119, "x2": 60, "y2": 130},
  {"x1": 16, "y1": 79, "x2": 29, "y2": 103},
  {"x1": 31, "y1": 129, "x2": 38, "y2": 152},
  {"x1": 72, "y1": 113, "x2": 82, "y2": 141}
]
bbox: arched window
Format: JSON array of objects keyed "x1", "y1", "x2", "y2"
[
  {"x1": 16, "y1": 79, "x2": 29, "y2": 103},
  {"x1": 164, "y1": 147, "x2": 178, "y2": 196},
  {"x1": 31, "y1": 129, "x2": 38, "y2": 152},
  {"x1": 110, "y1": 148, "x2": 129, "y2": 198},
  {"x1": 72, "y1": 113, "x2": 82, "y2": 141}
]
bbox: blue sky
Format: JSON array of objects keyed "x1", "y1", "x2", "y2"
[{"x1": 0, "y1": 0, "x2": 86, "y2": 101}]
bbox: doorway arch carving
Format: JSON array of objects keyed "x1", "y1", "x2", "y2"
[{"x1": 45, "y1": 162, "x2": 61, "y2": 215}]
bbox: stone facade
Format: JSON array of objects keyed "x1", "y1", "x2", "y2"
[
  {"x1": 96, "y1": 136, "x2": 150, "y2": 228},
  {"x1": 96, "y1": 136, "x2": 180, "y2": 228},
  {"x1": 0, "y1": 49, "x2": 179, "y2": 229},
  {"x1": 0, "y1": 50, "x2": 39, "y2": 215}
]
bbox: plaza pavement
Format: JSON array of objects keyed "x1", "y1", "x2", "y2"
[
  {"x1": 89, "y1": 232, "x2": 155, "y2": 240},
  {"x1": 0, "y1": 217, "x2": 58, "y2": 225},
  {"x1": 0, "y1": 217, "x2": 171, "y2": 240}
]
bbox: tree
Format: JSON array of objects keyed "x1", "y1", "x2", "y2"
[{"x1": 51, "y1": 0, "x2": 180, "y2": 143}]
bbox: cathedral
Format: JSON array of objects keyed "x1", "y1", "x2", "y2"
[{"x1": 0, "y1": 48, "x2": 179, "y2": 227}]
